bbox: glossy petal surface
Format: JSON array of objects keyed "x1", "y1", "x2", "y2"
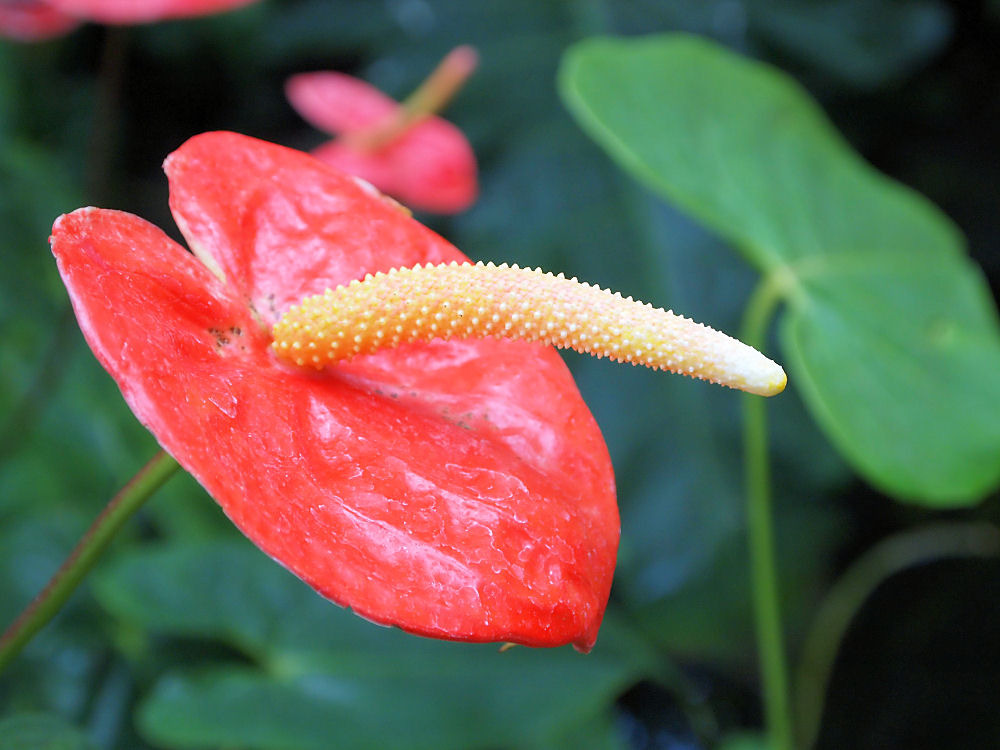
[
  {"x1": 51, "y1": 132, "x2": 617, "y2": 650},
  {"x1": 286, "y1": 72, "x2": 478, "y2": 214}
]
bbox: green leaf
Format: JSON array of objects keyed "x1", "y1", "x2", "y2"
[
  {"x1": 559, "y1": 35, "x2": 962, "y2": 271},
  {"x1": 0, "y1": 714, "x2": 97, "y2": 750},
  {"x1": 0, "y1": 138, "x2": 81, "y2": 429},
  {"x1": 96, "y1": 541, "x2": 638, "y2": 750},
  {"x1": 784, "y1": 251, "x2": 1000, "y2": 503},
  {"x1": 138, "y1": 664, "x2": 627, "y2": 750},
  {"x1": 717, "y1": 731, "x2": 770, "y2": 750},
  {"x1": 457, "y1": 41, "x2": 853, "y2": 656},
  {"x1": 633, "y1": 498, "x2": 841, "y2": 662},
  {"x1": 560, "y1": 34, "x2": 1000, "y2": 504}
]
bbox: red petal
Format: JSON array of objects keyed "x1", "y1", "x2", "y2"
[
  {"x1": 50, "y1": 208, "x2": 265, "y2": 452},
  {"x1": 287, "y1": 73, "x2": 478, "y2": 213},
  {"x1": 286, "y1": 72, "x2": 397, "y2": 135},
  {"x1": 52, "y1": 134, "x2": 617, "y2": 650},
  {"x1": 46, "y1": 0, "x2": 258, "y2": 23},
  {"x1": 311, "y1": 125, "x2": 478, "y2": 214},
  {"x1": 0, "y1": 2, "x2": 78, "y2": 40},
  {"x1": 165, "y1": 132, "x2": 455, "y2": 326}
]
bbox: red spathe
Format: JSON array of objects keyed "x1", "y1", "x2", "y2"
[
  {"x1": 50, "y1": 132, "x2": 618, "y2": 650},
  {"x1": 50, "y1": 0, "x2": 257, "y2": 23},
  {"x1": 286, "y1": 72, "x2": 478, "y2": 214},
  {"x1": 0, "y1": 0, "x2": 257, "y2": 38}
]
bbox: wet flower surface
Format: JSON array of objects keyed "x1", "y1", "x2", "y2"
[{"x1": 50, "y1": 131, "x2": 617, "y2": 650}]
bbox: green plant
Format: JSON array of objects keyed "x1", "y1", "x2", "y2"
[
  {"x1": 2, "y1": 5, "x2": 998, "y2": 749},
  {"x1": 560, "y1": 33, "x2": 1000, "y2": 748}
]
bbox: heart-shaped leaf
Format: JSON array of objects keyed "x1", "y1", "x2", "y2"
[
  {"x1": 0, "y1": 714, "x2": 96, "y2": 750},
  {"x1": 95, "y1": 541, "x2": 639, "y2": 750},
  {"x1": 560, "y1": 34, "x2": 1000, "y2": 504}
]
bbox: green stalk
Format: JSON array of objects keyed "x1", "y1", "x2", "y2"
[
  {"x1": 342, "y1": 45, "x2": 477, "y2": 152},
  {"x1": 85, "y1": 26, "x2": 129, "y2": 205},
  {"x1": 795, "y1": 522, "x2": 1000, "y2": 749},
  {"x1": 0, "y1": 451, "x2": 179, "y2": 675},
  {"x1": 741, "y1": 274, "x2": 792, "y2": 750},
  {"x1": 0, "y1": 27, "x2": 128, "y2": 458}
]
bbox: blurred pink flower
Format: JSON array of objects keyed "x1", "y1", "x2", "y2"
[
  {"x1": 0, "y1": 0, "x2": 258, "y2": 39},
  {"x1": 287, "y1": 47, "x2": 479, "y2": 214}
]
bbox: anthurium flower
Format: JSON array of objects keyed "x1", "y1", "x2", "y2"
[
  {"x1": 0, "y1": 0, "x2": 258, "y2": 39},
  {"x1": 286, "y1": 46, "x2": 479, "y2": 214},
  {"x1": 51, "y1": 132, "x2": 784, "y2": 651},
  {"x1": 50, "y1": 131, "x2": 616, "y2": 651}
]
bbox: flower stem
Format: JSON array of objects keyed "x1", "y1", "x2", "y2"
[
  {"x1": 795, "y1": 522, "x2": 1000, "y2": 749},
  {"x1": 0, "y1": 451, "x2": 178, "y2": 675},
  {"x1": 0, "y1": 27, "x2": 128, "y2": 458},
  {"x1": 343, "y1": 45, "x2": 478, "y2": 152},
  {"x1": 86, "y1": 25, "x2": 129, "y2": 205},
  {"x1": 740, "y1": 274, "x2": 793, "y2": 750}
]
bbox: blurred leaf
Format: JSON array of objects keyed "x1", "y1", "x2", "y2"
[
  {"x1": 599, "y1": 368, "x2": 744, "y2": 605},
  {"x1": 0, "y1": 517, "x2": 111, "y2": 717},
  {"x1": 455, "y1": 88, "x2": 851, "y2": 654},
  {"x1": 560, "y1": 35, "x2": 960, "y2": 270},
  {"x1": 1, "y1": 2, "x2": 996, "y2": 746},
  {"x1": 138, "y1": 665, "x2": 626, "y2": 750},
  {"x1": 560, "y1": 33, "x2": 1000, "y2": 504},
  {"x1": 596, "y1": 0, "x2": 952, "y2": 89},
  {"x1": 633, "y1": 499, "x2": 841, "y2": 662},
  {"x1": 524, "y1": 709, "x2": 628, "y2": 750},
  {"x1": 0, "y1": 714, "x2": 97, "y2": 750},
  {"x1": 751, "y1": 0, "x2": 952, "y2": 88},
  {"x1": 1, "y1": 332, "x2": 159, "y2": 519},
  {"x1": 257, "y1": 0, "x2": 401, "y2": 60},
  {"x1": 718, "y1": 731, "x2": 770, "y2": 750},
  {"x1": 0, "y1": 138, "x2": 81, "y2": 421},
  {"x1": 96, "y1": 541, "x2": 638, "y2": 750}
]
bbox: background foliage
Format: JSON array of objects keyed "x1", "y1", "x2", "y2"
[{"x1": 1, "y1": 1, "x2": 998, "y2": 748}]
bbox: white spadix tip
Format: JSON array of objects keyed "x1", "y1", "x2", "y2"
[{"x1": 273, "y1": 262, "x2": 787, "y2": 397}]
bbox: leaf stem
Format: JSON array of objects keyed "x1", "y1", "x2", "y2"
[
  {"x1": 795, "y1": 522, "x2": 1000, "y2": 749},
  {"x1": 86, "y1": 25, "x2": 129, "y2": 205},
  {"x1": 740, "y1": 274, "x2": 793, "y2": 750},
  {"x1": 0, "y1": 27, "x2": 128, "y2": 458},
  {"x1": 343, "y1": 45, "x2": 478, "y2": 152},
  {"x1": 0, "y1": 451, "x2": 178, "y2": 675}
]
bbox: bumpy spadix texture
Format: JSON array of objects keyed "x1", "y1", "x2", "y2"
[
  {"x1": 50, "y1": 132, "x2": 616, "y2": 652},
  {"x1": 274, "y1": 262, "x2": 787, "y2": 397}
]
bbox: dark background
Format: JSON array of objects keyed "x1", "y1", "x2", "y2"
[{"x1": 1, "y1": 1, "x2": 998, "y2": 748}]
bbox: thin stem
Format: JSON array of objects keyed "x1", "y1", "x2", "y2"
[
  {"x1": 343, "y1": 45, "x2": 478, "y2": 152},
  {"x1": 740, "y1": 274, "x2": 793, "y2": 750},
  {"x1": 795, "y1": 522, "x2": 1000, "y2": 749},
  {"x1": 0, "y1": 451, "x2": 179, "y2": 674},
  {"x1": 0, "y1": 27, "x2": 128, "y2": 459},
  {"x1": 86, "y1": 25, "x2": 129, "y2": 205}
]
